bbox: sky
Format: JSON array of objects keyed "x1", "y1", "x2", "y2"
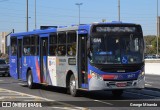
[{"x1": 0, "y1": 0, "x2": 159, "y2": 35}]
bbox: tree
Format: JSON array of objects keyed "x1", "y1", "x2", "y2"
[
  {"x1": 151, "y1": 37, "x2": 160, "y2": 54},
  {"x1": 144, "y1": 35, "x2": 157, "y2": 55}
]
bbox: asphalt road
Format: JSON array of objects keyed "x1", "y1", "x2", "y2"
[{"x1": 0, "y1": 74, "x2": 160, "y2": 110}]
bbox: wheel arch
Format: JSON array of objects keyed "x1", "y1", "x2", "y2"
[
  {"x1": 26, "y1": 67, "x2": 32, "y2": 80},
  {"x1": 66, "y1": 70, "x2": 74, "y2": 88}
]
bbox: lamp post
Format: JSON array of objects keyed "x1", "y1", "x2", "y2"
[
  {"x1": 75, "y1": 3, "x2": 83, "y2": 25},
  {"x1": 118, "y1": 0, "x2": 120, "y2": 21},
  {"x1": 157, "y1": 0, "x2": 159, "y2": 56},
  {"x1": 26, "y1": 0, "x2": 28, "y2": 32},
  {"x1": 35, "y1": 0, "x2": 37, "y2": 29}
]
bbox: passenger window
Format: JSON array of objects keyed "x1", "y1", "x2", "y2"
[
  {"x1": 23, "y1": 35, "x2": 39, "y2": 56},
  {"x1": 57, "y1": 32, "x2": 66, "y2": 56},
  {"x1": 11, "y1": 37, "x2": 17, "y2": 56},
  {"x1": 23, "y1": 36, "x2": 30, "y2": 56},
  {"x1": 49, "y1": 33, "x2": 57, "y2": 56},
  {"x1": 57, "y1": 45, "x2": 66, "y2": 56},
  {"x1": 67, "y1": 31, "x2": 77, "y2": 56},
  {"x1": 58, "y1": 33, "x2": 66, "y2": 44}
]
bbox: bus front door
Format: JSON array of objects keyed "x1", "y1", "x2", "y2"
[
  {"x1": 40, "y1": 37, "x2": 48, "y2": 83},
  {"x1": 17, "y1": 39, "x2": 22, "y2": 79},
  {"x1": 78, "y1": 34, "x2": 88, "y2": 88}
]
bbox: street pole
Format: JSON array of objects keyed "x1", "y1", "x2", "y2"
[
  {"x1": 75, "y1": 3, "x2": 83, "y2": 25},
  {"x1": 157, "y1": 0, "x2": 159, "y2": 56},
  {"x1": 118, "y1": 0, "x2": 120, "y2": 21},
  {"x1": 26, "y1": 0, "x2": 28, "y2": 32},
  {"x1": 35, "y1": 0, "x2": 37, "y2": 29}
]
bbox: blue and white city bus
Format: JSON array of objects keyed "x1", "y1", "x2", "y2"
[{"x1": 10, "y1": 22, "x2": 145, "y2": 97}]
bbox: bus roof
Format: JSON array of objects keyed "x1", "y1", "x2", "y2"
[
  {"x1": 10, "y1": 28, "x2": 57, "y2": 37},
  {"x1": 10, "y1": 22, "x2": 140, "y2": 37}
]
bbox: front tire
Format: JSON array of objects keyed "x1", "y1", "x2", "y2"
[
  {"x1": 27, "y1": 70, "x2": 35, "y2": 89},
  {"x1": 69, "y1": 74, "x2": 79, "y2": 97}
]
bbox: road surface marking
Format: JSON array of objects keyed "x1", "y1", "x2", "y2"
[
  {"x1": 18, "y1": 83, "x2": 27, "y2": 86},
  {"x1": 145, "y1": 83, "x2": 152, "y2": 87},
  {"x1": 2, "y1": 96, "x2": 41, "y2": 99},
  {"x1": 145, "y1": 81, "x2": 154, "y2": 84},
  {"x1": 0, "y1": 93, "x2": 23, "y2": 96},
  {"x1": 0, "y1": 88, "x2": 54, "y2": 101},
  {"x1": 94, "y1": 100, "x2": 113, "y2": 106},
  {"x1": 0, "y1": 88, "x2": 88, "y2": 109},
  {"x1": 50, "y1": 107, "x2": 88, "y2": 110},
  {"x1": 0, "y1": 80, "x2": 3, "y2": 81},
  {"x1": 0, "y1": 97, "x2": 4, "y2": 99}
]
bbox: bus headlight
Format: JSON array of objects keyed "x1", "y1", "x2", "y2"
[
  {"x1": 90, "y1": 70, "x2": 103, "y2": 81},
  {"x1": 138, "y1": 71, "x2": 145, "y2": 80}
]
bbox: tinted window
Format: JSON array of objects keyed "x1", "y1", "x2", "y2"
[
  {"x1": 57, "y1": 32, "x2": 66, "y2": 56},
  {"x1": 23, "y1": 35, "x2": 39, "y2": 56},
  {"x1": 58, "y1": 33, "x2": 66, "y2": 44},
  {"x1": 49, "y1": 33, "x2": 57, "y2": 56},
  {"x1": 50, "y1": 34, "x2": 57, "y2": 44},
  {"x1": 67, "y1": 31, "x2": 77, "y2": 56}
]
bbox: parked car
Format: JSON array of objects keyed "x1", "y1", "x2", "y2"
[{"x1": 0, "y1": 59, "x2": 10, "y2": 77}]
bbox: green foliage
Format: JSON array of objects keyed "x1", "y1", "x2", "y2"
[
  {"x1": 152, "y1": 37, "x2": 160, "y2": 50},
  {"x1": 144, "y1": 35, "x2": 160, "y2": 55}
]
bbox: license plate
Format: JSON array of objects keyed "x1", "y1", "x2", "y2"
[{"x1": 116, "y1": 82, "x2": 127, "y2": 87}]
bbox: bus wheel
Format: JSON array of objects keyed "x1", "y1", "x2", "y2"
[
  {"x1": 69, "y1": 74, "x2": 78, "y2": 97},
  {"x1": 27, "y1": 70, "x2": 35, "y2": 89},
  {"x1": 112, "y1": 90, "x2": 123, "y2": 97}
]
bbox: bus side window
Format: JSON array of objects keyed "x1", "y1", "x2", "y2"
[
  {"x1": 11, "y1": 46, "x2": 17, "y2": 55},
  {"x1": 23, "y1": 47, "x2": 30, "y2": 55},
  {"x1": 58, "y1": 45, "x2": 66, "y2": 56},
  {"x1": 49, "y1": 45, "x2": 57, "y2": 56},
  {"x1": 23, "y1": 36, "x2": 30, "y2": 56},
  {"x1": 67, "y1": 46, "x2": 73, "y2": 56},
  {"x1": 57, "y1": 32, "x2": 66, "y2": 56},
  {"x1": 11, "y1": 37, "x2": 17, "y2": 56},
  {"x1": 49, "y1": 33, "x2": 57, "y2": 56},
  {"x1": 67, "y1": 31, "x2": 77, "y2": 56}
]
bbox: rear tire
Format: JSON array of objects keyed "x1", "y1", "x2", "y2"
[
  {"x1": 27, "y1": 70, "x2": 35, "y2": 89},
  {"x1": 112, "y1": 90, "x2": 123, "y2": 97},
  {"x1": 6, "y1": 73, "x2": 10, "y2": 77},
  {"x1": 69, "y1": 74, "x2": 79, "y2": 97}
]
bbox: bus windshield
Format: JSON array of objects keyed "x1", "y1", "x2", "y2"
[{"x1": 90, "y1": 34, "x2": 144, "y2": 64}]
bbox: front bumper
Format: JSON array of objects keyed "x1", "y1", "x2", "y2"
[{"x1": 88, "y1": 77, "x2": 145, "y2": 90}]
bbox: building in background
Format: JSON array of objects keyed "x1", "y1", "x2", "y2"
[{"x1": 0, "y1": 32, "x2": 9, "y2": 54}]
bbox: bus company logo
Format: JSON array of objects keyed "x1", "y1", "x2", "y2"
[
  {"x1": 114, "y1": 75, "x2": 123, "y2": 79},
  {"x1": 11, "y1": 59, "x2": 16, "y2": 63}
]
